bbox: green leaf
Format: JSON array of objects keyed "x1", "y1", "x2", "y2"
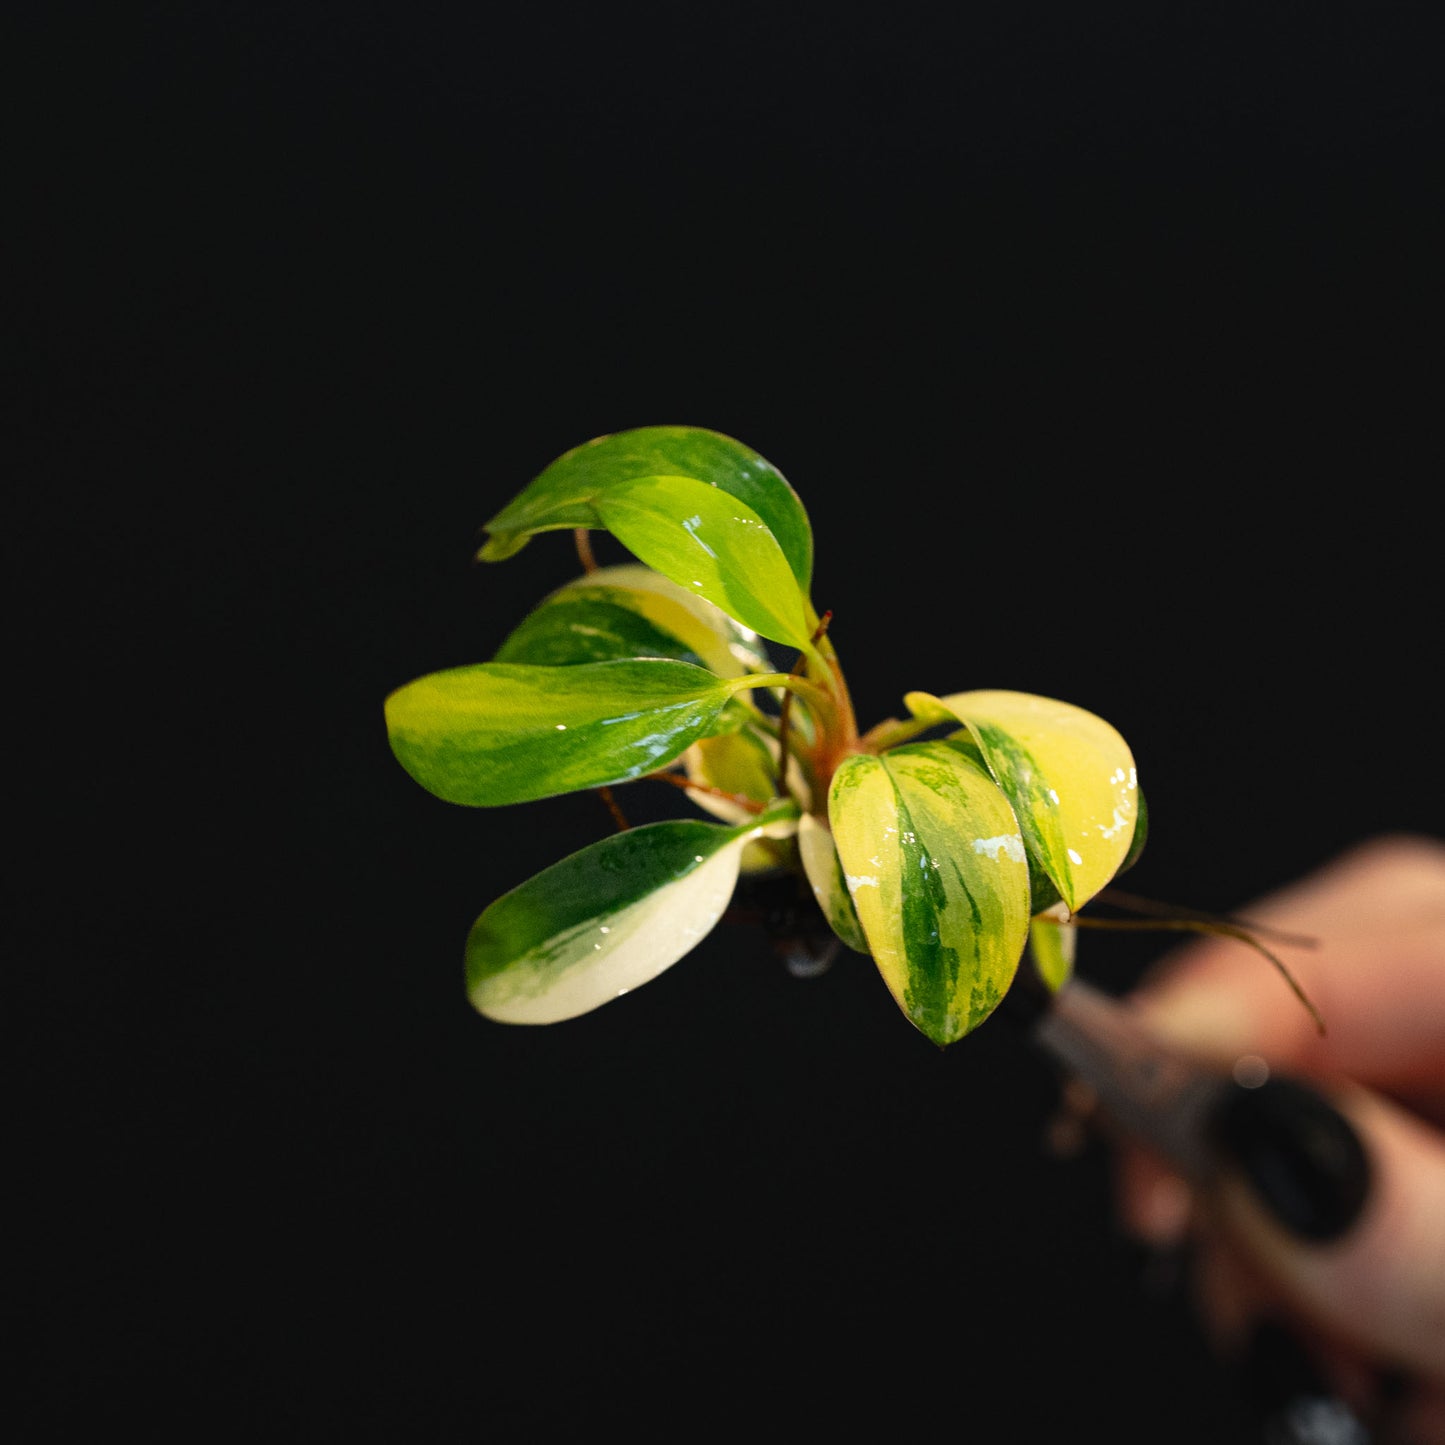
[
  {"x1": 593, "y1": 475, "x2": 812, "y2": 649},
  {"x1": 828, "y1": 740, "x2": 1032, "y2": 1045},
  {"x1": 796, "y1": 812, "x2": 870, "y2": 955},
  {"x1": 467, "y1": 804, "x2": 800, "y2": 1023},
  {"x1": 385, "y1": 658, "x2": 772, "y2": 806},
  {"x1": 1027, "y1": 868, "x2": 1065, "y2": 918},
  {"x1": 682, "y1": 728, "x2": 799, "y2": 814},
  {"x1": 478, "y1": 425, "x2": 814, "y2": 592},
  {"x1": 678, "y1": 728, "x2": 800, "y2": 872},
  {"x1": 492, "y1": 563, "x2": 771, "y2": 678},
  {"x1": 1119, "y1": 785, "x2": 1149, "y2": 876},
  {"x1": 1028, "y1": 908, "x2": 1077, "y2": 992},
  {"x1": 906, "y1": 689, "x2": 1140, "y2": 915}
]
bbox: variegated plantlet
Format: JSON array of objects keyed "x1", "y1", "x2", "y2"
[{"x1": 385, "y1": 425, "x2": 1153, "y2": 1046}]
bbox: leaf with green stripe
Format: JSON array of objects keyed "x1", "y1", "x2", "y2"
[
  {"x1": 1028, "y1": 906, "x2": 1078, "y2": 992},
  {"x1": 896, "y1": 693, "x2": 1063, "y2": 914},
  {"x1": 828, "y1": 740, "x2": 1032, "y2": 1045},
  {"x1": 1120, "y1": 784, "x2": 1149, "y2": 876},
  {"x1": 591, "y1": 474, "x2": 812, "y2": 649},
  {"x1": 797, "y1": 812, "x2": 870, "y2": 955},
  {"x1": 386, "y1": 658, "x2": 785, "y2": 807},
  {"x1": 478, "y1": 425, "x2": 814, "y2": 592},
  {"x1": 467, "y1": 803, "x2": 800, "y2": 1023},
  {"x1": 493, "y1": 563, "x2": 772, "y2": 678},
  {"x1": 907, "y1": 689, "x2": 1140, "y2": 915}
]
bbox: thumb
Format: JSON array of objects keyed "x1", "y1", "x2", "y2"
[{"x1": 1205, "y1": 1077, "x2": 1445, "y2": 1385}]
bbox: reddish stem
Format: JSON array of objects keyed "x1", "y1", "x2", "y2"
[
  {"x1": 596, "y1": 785, "x2": 631, "y2": 831},
  {"x1": 647, "y1": 769, "x2": 766, "y2": 814}
]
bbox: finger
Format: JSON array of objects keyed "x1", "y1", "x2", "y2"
[
  {"x1": 1228, "y1": 833, "x2": 1445, "y2": 939},
  {"x1": 1135, "y1": 919, "x2": 1445, "y2": 1093},
  {"x1": 1125, "y1": 834, "x2": 1445, "y2": 1091},
  {"x1": 1205, "y1": 1080, "x2": 1445, "y2": 1386}
]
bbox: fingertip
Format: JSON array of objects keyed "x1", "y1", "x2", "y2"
[
  {"x1": 1125, "y1": 963, "x2": 1277, "y2": 1066},
  {"x1": 1209, "y1": 1086, "x2": 1445, "y2": 1383}
]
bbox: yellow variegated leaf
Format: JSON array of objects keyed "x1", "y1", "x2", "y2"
[
  {"x1": 908, "y1": 689, "x2": 1139, "y2": 914},
  {"x1": 549, "y1": 563, "x2": 773, "y2": 678},
  {"x1": 679, "y1": 729, "x2": 807, "y2": 871},
  {"x1": 797, "y1": 812, "x2": 869, "y2": 955},
  {"x1": 828, "y1": 741, "x2": 1032, "y2": 1045},
  {"x1": 681, "y1": 729, "x2": 811, "y2": 817},
  {"x1": 1028, "y1": 904, "x2": 1077, "y2": 992}
]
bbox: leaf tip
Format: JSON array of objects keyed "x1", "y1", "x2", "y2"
[{"x1": 477, "y1": 530, "x2": 526, "y2": 563}]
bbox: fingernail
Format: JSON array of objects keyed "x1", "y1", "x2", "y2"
[{"x1": 1210, "y1": 1076, "x2": 1371, "y2": 1241}]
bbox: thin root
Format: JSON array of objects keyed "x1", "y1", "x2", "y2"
[{"x1": 1061, "y1": 913, "x2": 1327, "y2": 1036}]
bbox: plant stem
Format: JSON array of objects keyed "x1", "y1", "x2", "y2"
[
  {"x1": 788, "y1": 612, "x2": 859, "y2": 800},
  {"x1": 857, "y1": 713, "x2": 940, "y2": 752},
  {"x1": 596, "y1": 785, "x2": 630, "y2": 830},
  {"x1": 746, "y1": 671, "x2": 836, "y2": 720},
  {"x1": 776, "y1": 614, "x2": 841, "y2": 799},
  {"x1": 645, "y1": 769, "x2": 767, "y2": 813}
]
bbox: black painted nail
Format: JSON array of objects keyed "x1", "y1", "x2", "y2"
[{"x1": 1210, "y1": 1076, "x2": 1371, "y2": 1241}]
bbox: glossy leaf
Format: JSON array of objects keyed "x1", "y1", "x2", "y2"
[
  {"x1": 828, "y1": 740, "x2": 1032, "y2": 1045},
  {"x1": 493, "y1": 563, "x2": 771, "y2": 678},
  {"x1": 1120, "y1": 785, "x2": 1149, "y2": 876},
  {"x1": 467, "y1": 804, "x2": 800, "y2": 1024},
  {"x1": 894, "y1": 699, "x2": 1065, "y2": 915},
  {"x1": 679, "y1": 729, "x2": 801, "y2": 872},
  {"x1": 478, "y1": 425, "x2": 814, "y2": 591},
  {"x1": 908, "y1": 689, "x2": 1139, "y2": 915},
  {"x1": 386, "y1": 658, "x2": 775, "y2": 807},
  {"x1": 797, "y1": 812, "x2": 870, "y2": 955},
  {"x1": 593, "y1": 475, "x2": 812, "y2": 649},
  {"x1": 681, "y1": 728, "x2": 807, "y2": 818},
  {"x1": 1028, "y1": 905, "x2": 1077, "y2": 992}
]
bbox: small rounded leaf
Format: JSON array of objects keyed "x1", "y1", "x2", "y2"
[
  {"x1": 829, "y1": 741, "x2": 1032, "y2": 1045},
  {"x1": 797, "y1": 812, "x2": 870, "y2": 955},
  {"x1": 909, "y1": 689, "x2": 1140, "y2": 914}
]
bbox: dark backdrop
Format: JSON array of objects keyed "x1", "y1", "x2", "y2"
[{"x1": 14, "y1": 3, "x2": 1443, "y2": 1440}]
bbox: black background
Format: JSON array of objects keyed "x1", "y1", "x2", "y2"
[{"x1": 13, "y1": 3, "x2": 1444, "y2": 1440}]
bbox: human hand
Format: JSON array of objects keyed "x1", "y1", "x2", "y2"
[{"x1": 1112, "y1": 834, "x2": 1445, "y2": 1443}]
